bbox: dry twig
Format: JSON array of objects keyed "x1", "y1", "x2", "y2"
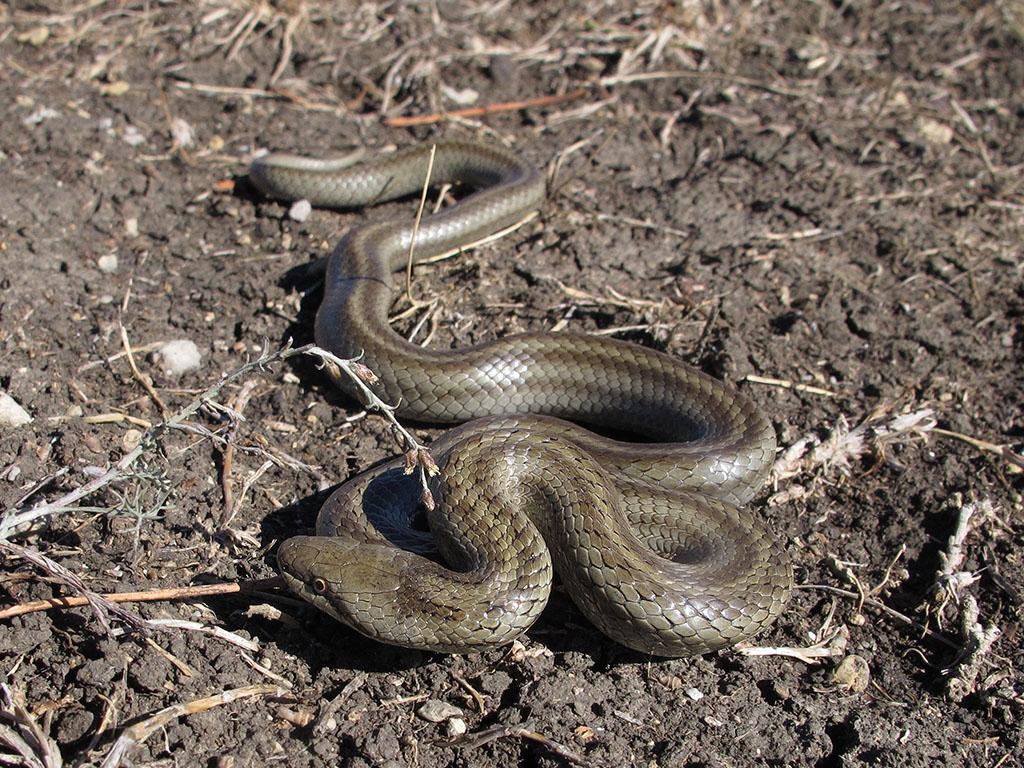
[
  {"x1": 0, "y1": 577, "x2": 285, "y2": 622},
  {"x1": 923, "y1": 495, "x2": 1004, "y2": 701},
  {"x1": 932, "y1": 427, "x2": 1024, "y2": 472},
  {"x1": 384, "y1": 89, "x2": 586, "y2": 127},
  {"x1": 304, "y1": 344, "x2": 439, "y2": 510},
  {"x1": 459, "y1": 724, "x2": 593, "y2": 767},
  {"x1": 98, "y1": 684, "x2": 284, "y2": 768},
  {"x1": 929, "y1": 496, "x2": 993, "y2": 623}
]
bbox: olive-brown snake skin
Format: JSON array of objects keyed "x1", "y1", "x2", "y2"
[{"x1": 253, "y1": 141, "x2": 791, "y2": 656}]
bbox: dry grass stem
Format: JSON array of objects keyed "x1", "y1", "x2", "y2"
[
  {"x1": 144, "y1": 636, "x2": 194, "y2": 677},
  {"x1": 0, "y1": 683, "x2": 62, "y2": 768},
  {"x1": 412, "y1": 210, "x2": 539, "y2": 266},
  {"x1": 218, "y1": 378, "x2": 260, "y2": 531},
  {"x1": 737, "y1": 637, "x2": 846, "y2": 664},
  {"x1": 743, "y1": 374, "x2": 838, "y2": 398},
  {"x1": 0, "y1": 539, "x2": 149, "y2": 636},
  {"x1": 459, "y1": 724, "x2": 593, "y2": 767},
  {"x1": 771, "y1": 407, "x2": 937, "y2": 494},
  {"x1": 451, "y1": 672, "x2": 487, "y2": 714},
  {"x1": 97, "y1": 684, "x2": 285, "y2": 768},
  {"x1": 239, "y1": 651, "x2": 293, "y2": 688},
  {"x1": 945, "y1": 596, "x2": 1002, "y2": 703},
  {"x1": 598, "y1": 68, "x2": 814, "y2": 99},
  {"x1": 301, "y1": 345, "x2": 439, "y2": 510},
  {"x1": 118, "y1": 324, "x2": 169, "y2": 417},
  {"x1": 592, "y1": 212, "x2": 691, "y2": 240},
  {"x1": 312, "y1": 675, "x2": 366, "y2": 735},
  {"x1": 932, "y1": 427, "x2": 1024, "y2": 472},
  {"x1": 795, "y1": 584, "x2": 960, "y2": 651},
  {"x1": 404, "y1": 143, "x2": 437, "y2": 308},
  {"x1": 740, "y1": 599, "x2": 848, "y2": 664},
  {"x1": 77, "y1": 340, "x2": 168, "y2": 373}
]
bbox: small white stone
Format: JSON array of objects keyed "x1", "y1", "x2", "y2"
[
  {"x1": 832, "y1": 654, "x2": 870, "y2": 693},
  {"x1": 684, "y1": 687, "x2": 704, "y2": 702},
  {"x1": 122, "y1": 429, "x2": 143, "y2": 452},
  {"x1": 0, "y1": 392, "x2": 32, "y2": 428},
  {"x1": 170, "y1": 117, "x2": 194, "y2": 148},
  {"x1": 288, "y1": 199, "x2": 312, "y2": 222},
  {"x1": 446, "y1": 717, "x2": 467, "y2": 737},
  {"x1": 441, "y1": 84, "x2": 479, "y2": 106},
  {"x1": 155, "y1": 340, "x2": 202, "y2": 376},
  {"x1": 416, "y1": 699, "x2": 462, "y2": 723},
  {"x1": 23, "y1": 107, "x2": 59, "y2": 126},
  {"x1": 97, "y1": 254, "x2": 118, "y2": 273},
  {"x1": 916, "y1": 117, "x2": 953, "y2": 145},
  {"x1": 123, "y1": 125, "x2": 146, "y2": 147}
]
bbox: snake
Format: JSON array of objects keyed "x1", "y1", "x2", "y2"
[{"x1": 251, "y1": 141, "x2": 791, "y2": 657}]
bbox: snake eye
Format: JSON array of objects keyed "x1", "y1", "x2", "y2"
[{"x1": 312, "y1": 578, "x2": 328, "y2": 594}]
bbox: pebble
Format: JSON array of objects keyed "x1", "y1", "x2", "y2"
[
  {"x1": 0, "y1": 392, "x2": 32, "y2": 427},
  {"x1": 123, "y1": 125, "x2": 146, "y2": 147},
  {"x1": 416, "y1": 699, "x2": 462, "y2": 723},
  {"x1": 97, "y1": 253, "x2": 118, "y2": 273},
  {"x1": 154, "y1": 340, "x2": 201, "y2": 376},
  {"x1": 832, "y1": 654, "x2": 871, "y2": 693},
  {"x1": 446, "y1": 718, "x2": 467, "y2": 737},
  {"x1": 684, "y1": 687, "x2": 704, "y2": 702},
  {"x1": 916, "y1": 117, "x2": 953, "y2": 145},
  {"x1": 441, "y1": 84, "x2": 479, "y2": 105},
  {"x1": 23, "y1": 107, "x2": 59, "y2": 126},
  {"x1": 170, "y1": 117, "x2": 194, "y2": 148},
  {"x1": 122, "y1": 429, "x2": 143, "y2": 452},
  {"x1": 289, "y1": 199, "x2": 312, "y2": 222}
]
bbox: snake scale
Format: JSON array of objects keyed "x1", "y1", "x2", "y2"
[{"x1": 251, "y1": 141, "x2": 791, "y2": 656}]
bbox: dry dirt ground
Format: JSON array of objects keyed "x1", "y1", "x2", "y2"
[{"x1": 1, "y1": 2, "x2": 1023, "y2": 766}]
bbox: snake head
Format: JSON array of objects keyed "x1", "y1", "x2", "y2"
[{"x1": 277, "y1": 535, "x2": 403, "y2": 631}]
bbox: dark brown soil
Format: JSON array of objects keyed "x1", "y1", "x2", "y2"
[{"x1": 2, "y1": 2, "x2": 1022, "y2": 766}]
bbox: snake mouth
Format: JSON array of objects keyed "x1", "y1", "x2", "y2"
[
  {"x1": 277, "y1": 537, "x2": 355, "y2": 627},
  {"x1": 276, "y1": 537, "x2": 319, "y2": 598}
]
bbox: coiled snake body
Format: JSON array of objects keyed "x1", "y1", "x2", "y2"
[{"x1": 253, "y1": 142, "x2": 791, "y2": 656}]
